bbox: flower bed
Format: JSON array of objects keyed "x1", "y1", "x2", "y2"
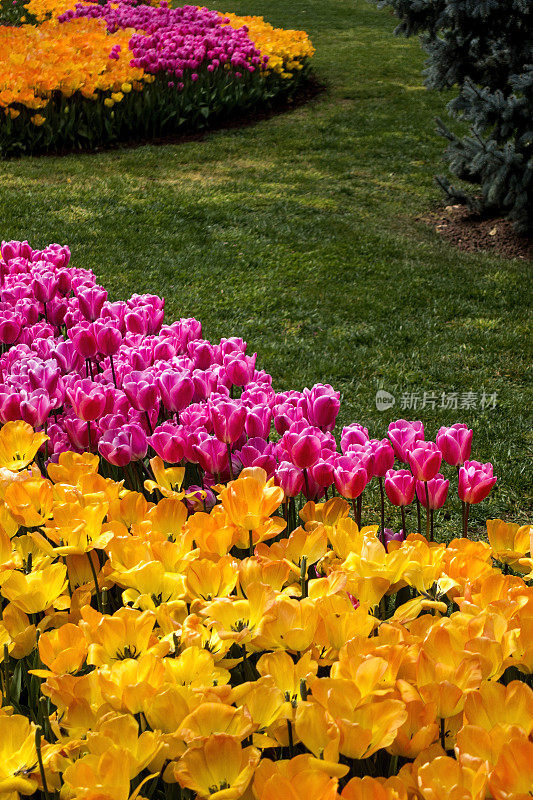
[
  {"x1": 0, "y1": 1, "x2": 314, "y2": 155},
  {"x1": 0, "y1": 239, "x2": 531, "y2": 798}
]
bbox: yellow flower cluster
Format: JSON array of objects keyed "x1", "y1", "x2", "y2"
[
  {"x1": 23, "y1": 0, "x2": 92, "y2": 21},
  {"x1": 0, "y1": 18, "x2": 145, "y2": 112},
  {"x1": 2, "y1": 421, "x2": 530, "y2": 799},
  {"x1": 221, "y1": 11, "x2": 316, "y2": 77}
]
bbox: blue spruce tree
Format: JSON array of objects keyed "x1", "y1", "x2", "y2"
[{"x1": 372, "y1": 0, "x2": 533, "y2": 233}]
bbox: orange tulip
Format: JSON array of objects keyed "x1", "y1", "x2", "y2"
[
  {"x1": 417, "y1": 756, "x2": 488, "y2": 800},
  {"x1": 341, "y1": 776, "x2": 408, "y2": 800},
  {"x1": 489, "y1": 737, "x2": 533, "y2": 800},
  {"x1": 252, "y1": 754, "x2": 339, "y2": 800}
]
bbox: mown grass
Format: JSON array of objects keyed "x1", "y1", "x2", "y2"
[{"x1": 0, "y1": 0, "x2": 530, "y2": 534}]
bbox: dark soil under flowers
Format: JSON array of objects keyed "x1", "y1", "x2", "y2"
[{"x1": 419, "y1": 204, "x2": 533, "y2": 261}]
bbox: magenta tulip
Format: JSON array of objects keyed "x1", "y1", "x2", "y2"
[
  {"x1": 436, "y1": 423, "x2": 473, "y2": 466},
  {"x1": 341, "y1": 423, "x2": 369, "y2": 452},
  {"x1": 66, "y1": 379, "x2": 106, "y2": 422},
  {"x1": 302, "y1": 384, "x2": 340, "y2": 432},
  {"x1": 210, "y1": 400, "x2": 247, "y2": 445},
  {"x1": 368, "y1": 438, "x2": 395, "y2": 477},
  {"x1": 333, "y1": 456, "x2": 367, "y2": 499},
  {"x1": 416, "y1": 474, "x2": 449, "y2": 509},
  {"x1": 384, "y1": 468, "x2": 415, "y2": 507},
  {"x1": 458, "y1": 460, "x2": 497, "y2": 504},
  {"x1": 77, "y1": 286, "x2": 108, "y2": 321},
  {"x1": 407, "y1": 441, "x2": 442, "y2": 482},
  {"x1": 149, "y1": 423, "x2": 185, "y2": 463},
  {"x1": 275, "y1": 461, "x2": 304, "y2": 498},
  {"x1": 388, "y1": 419, "x2": 424, "y2": 462}
]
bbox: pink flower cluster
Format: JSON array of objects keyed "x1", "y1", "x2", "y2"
[
  {"x1": 0, "y1": 239, "x2": 497, "y2": 534},
  {"x1": 58, "y1": 2, "x2": 266, "y2": 80}
]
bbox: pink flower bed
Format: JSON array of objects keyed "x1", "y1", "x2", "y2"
[
  {"x1": 0, "y1": 239, "x2": 497, "y2": 535},
  {"x1": 58, "y1": 2, "x2": 265, "y2": 80}
]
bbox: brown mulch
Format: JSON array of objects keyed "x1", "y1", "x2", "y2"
[{"x1": 418, "y1": 204, "x2": 533, "y2": 261}]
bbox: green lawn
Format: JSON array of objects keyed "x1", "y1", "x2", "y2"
[{"x1": 0, "y1": 0, "x2": 530, "y2": 534}]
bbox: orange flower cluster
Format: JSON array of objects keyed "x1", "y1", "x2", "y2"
[
  {"x1": 0, "y1": 420, "x2": 531, "y2": 800},
  {"x1": 0, "y1": 17, "x2": 146, "y2": 113}
]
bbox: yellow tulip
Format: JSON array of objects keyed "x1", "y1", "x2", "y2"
[
  {"x1": 0, "y1": 562, "x2": 68, "y2": 613},
  {"x1": 0, "y1": 421, "x2": 47, "y2": 472},
  {"x1": 4, "y1": 476, "x2": 54, "y2": 527},
  {"x1": 0, "y1": 715, "x2": 39, "y2": 797},
  {"x1": 252, "y1": 754, "x2": 339, "y2": 800},
  {"x1": 174, "y1": 734, "x2": 260, "y2": 799}
]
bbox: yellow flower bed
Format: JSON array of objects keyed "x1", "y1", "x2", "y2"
[{"x1": 0, "y1": 421, "x2": 532, "y2": 798}]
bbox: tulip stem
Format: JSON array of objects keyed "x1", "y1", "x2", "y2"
[
  {"x1": 35, "y1": 726, "x2": 51, "y2": 800},
  {"x1": 379, "y1": 478, "x2": 385, "y2": 543},
  {"x1": 425, "y1": 483, "x2": 431, "y2": 540},
  {"x1": 400, "y1": 505, "x2": 406, "y2": 537},
  {"x1": 463, "y1": 502, "x2": 470, "y2": 538},
  {"x1": 87, "y1": 551, "x2": 102, "y2": 613},
  {"x1": 300, "y1": 555, "x2": 308, "y2": 598},
  {"x1": 248, "y1": 530, "x2": 254, "y2": 558},
  {"x1": 303, "y1": 469, "x2": 310, "y2": 499},
  {"x1": 227, "y1": 444, "x2": 234, "y2": 482},
  {"x1": 145, "y1": 411, "x2": 153, "y2": 435},
  {"x1": 86, "y1": 421, "x2": 92, "y2": 452},
  {"x1": 2, "y1": 644, "x2": 10, "y2": 705},
  {"x1": 287, "y1": 719, "x2": 294, "y2": 758},
  {"x1": 109, "y1": 354, "x2": 118, "y2": 388},
  {"x1": 352, "y1": 498, "x2": 361, "y2": 529},
  {"x1": 430, "y1": 510, "x2": 434, "y2": 542},
  {"x1": 415, "y1": 495, "x2": 422, "y2": 535},
  {"x1": 440, "y1": 717, "x2": 446, "y2": 751},
  {"x1": 357, "y1": 495, "x2": 362, "y2": 528}
]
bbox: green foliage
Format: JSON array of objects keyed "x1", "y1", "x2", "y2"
[
  {"x1": 372, "y1": 0, "x2": 533, "y2": 232},
  {"x1": 0, "y1": 64, "x2": 312, "y2": 157},
  {"x1": 0, "y1": 0, "x2": 35, "y2": 25}
]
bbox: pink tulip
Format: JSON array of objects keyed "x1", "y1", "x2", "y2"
[
  {"x1": 98, "y1": 423, "x2": 147, "y2": 466},
  {"x1": 193, "y1": 435, "x2": 228, "y2": 475},
  {"x1": 71, "y1": 324, "x2": 98, "y2": 359},
  {"x1": 245, "y1": 405, "x2": 272, "y2": 439},
  {"x1": 408, "y1": 441, "x2": 442, "y2": 482},
  {"x1": 67, "y1": 379, "x2": 106, "y2": 421},
  {"x1": 289, "y1": 433, "x2": 322, "y2": 470},
  {"x1": 272, "y1": 401, "x2": 304, "y2": 435},
  {"x1": 302, "y1": 384, "x2": 340, "y2": 432},
  {"x1": 77, "y1": 286, "x2": 108, "y2": 321},
  {"x1": 368, "y1": 438, "x2": 395, "y2": 477},
  {"x1": 388, "y1": 419, "x2": 424, "y2": 462},
  {"x1": 157, "y1": 370, "x2": 194, "y2": 413},
  {"x1": 20, "y1": 389, "x2": 53, "y2": 428},
  {"x1": 149, "y1": 423, "x2": 185, "y2": 463},
  {"x1": 94, "y1": 322, "x2": 122, "y2": 356},
  {"x1": 238, "y1": 438, "x2": 277, "y2": 479},
  {"x1": 341, "y1": 423, "x2": 369, "y2": 452},
  {"x1": 416, "y1": 474, "x2": 449, "y2": 509},
  {"x1": 225, "y1": 353, "x2": 256, "y2": 386},
  {"x1": 1, "y1": 240, "x2": 33, "y2": 264},
  {"x1": 0, "y1": 391, "x2": 22, "y2": 422},
  {"x1": 382, "y1": 528, "x2": 406, "y2": 547},
  {"x1": 275, "y1": 461, "x2": 304, "y2": 497},
  {"x1": 309, "y1": 457, "x2": 335, "y2": 488},
  {"x1": 436, "y1": 423, "x2": 473, "y2": 466},
  {"x1": 0, "y1": 312, "x2": 22, "y2": 344},
  {"x1": 333, "y1": 456, "x2": 367, "y2": 499},
  {"x1": 123, "y1": 371, "x2": 160, "y2": 414},
  {"x1": 210, "y1": 400, "x2": 247, "y2": 445},
  {"x1": 33, "y1": 273, "x2": 58, "y2": 304},
  {"x1": 384, "y1": 468, "x2": 415, "y2": 506},
  {"x1": 458, "y1": 460, "x2": 497, "y2": 504}
]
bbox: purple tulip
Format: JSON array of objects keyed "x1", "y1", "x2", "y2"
[{"x1": 99, "y1": 423, "x2": 147, "y2": 466}]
